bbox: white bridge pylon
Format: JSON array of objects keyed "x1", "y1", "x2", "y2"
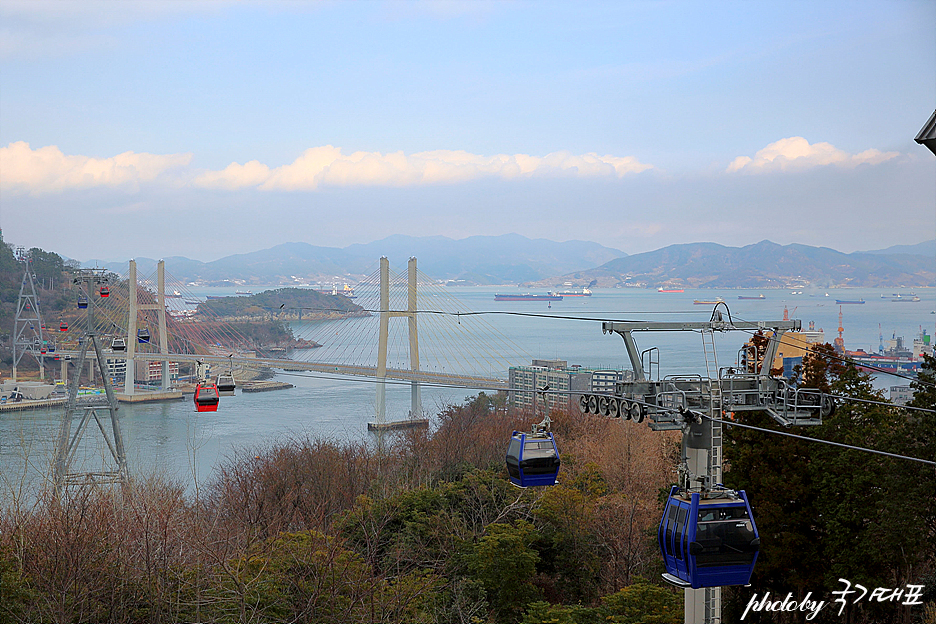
[
  {"x1": 124, "y1": 259, "x2": 170, "y2": 395},
  {"x1": 375, "y1": 256, "x2": 421, "y2": 427}
]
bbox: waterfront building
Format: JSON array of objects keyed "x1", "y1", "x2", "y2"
[
  {"x1": 134, "y1": 360, "x2": 179, "y2": 385},
  {"x1": 774, "y1": 322, "x2": 827, "y2": 377},
  {"x1": 106, "y1": 358, "x2": 127, "y2": 384},
  {"x1": 890, "y1": 385, "x2": 913, "y2": 405}
]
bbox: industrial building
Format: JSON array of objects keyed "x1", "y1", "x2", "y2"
[{"x1": 508, "y1": 359, "x2": 632, "y2": 411}]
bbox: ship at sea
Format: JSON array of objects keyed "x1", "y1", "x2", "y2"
[
  {"x1": 235, "y1": 290, "x2": 253, "y2": 296},
  {"x1": 846, "y1": 329, "x2": 932, "y2": 375},
  {"x1": 694, "y1": 297, "x2": 725, "y2": 305},
  {"x1": 738, "y1": 294, "x2": 766, "y2": 300},
  {"x1": 835, "y1": 299, "x2": 865, "y2": 305},
  {"x1": 317, "y1": 284, "x2": 357, "y2": 299},
  {"x1": 495, "y1": 293, "x2": 563, "y2": 302},
  {"x1": 891, "y1": 293, "x2": 921, "y2": 302},
  {"x1": 657, "y1": 287, "x2": 684, "y2": 293},
  {"x1": 556, "y1": 288, "x2": 592, "y2": 297}
]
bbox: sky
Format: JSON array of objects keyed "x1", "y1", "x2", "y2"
[{"x1": 1, "y1": 0, "x2": 934, "y2": 262}]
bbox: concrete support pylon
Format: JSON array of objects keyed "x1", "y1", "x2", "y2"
[
  {"x1": 123, "y1": 259, "x2": 170, "y2": 394},
  {"x1": 124, "y1": 260, "x2": 137, "y2": 395},
  {"x1": 157, "y1": 260, "x2": 169, "y2": 390},
  {"x1": 375, "y1": 257, "x2": 390, "y2": 425},
  {"x1": 373, "y1": 256, "x2": 422, "y2": 428},
  {"x1": 407, "y1": 257, "x2": 422, "y2": 418}
]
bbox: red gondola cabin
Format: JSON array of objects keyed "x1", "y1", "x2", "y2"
[{"x1": 194, "y1": 383, "x2": 220, "y2": 412}]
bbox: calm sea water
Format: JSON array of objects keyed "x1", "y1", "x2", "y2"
[{"x1": 2, "y1": 287, "x2": 932, "y2": 495}]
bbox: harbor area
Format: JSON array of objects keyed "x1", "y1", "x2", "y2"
[
  {"x1": 240, "y1": 380, "x2": 294, "y2": 393},
  {"x1": 115, "y1": 390, "x2": 184, "y2": 403}
]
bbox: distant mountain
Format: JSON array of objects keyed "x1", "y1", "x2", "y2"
[
  {"x1": 343, "y1": 234, "x2": 625, "y2": 284},
  {"x1": 861, "y1": 240, "x2": 935, "y2": 257},
  {"x1": 554, "y1": 240, "x2": 935, "y2": 288},
  {"x1": 82, "y1": 234, "x2": 626, "y2": 286}
]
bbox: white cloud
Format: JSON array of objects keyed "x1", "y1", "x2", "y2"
[
  {"x1": 1, "y1": 142, "x2": 652, "y2": 195},
  {"x1": 195, "y1": 160, "x2": 272, "y2": 191},
  {"x1": 0, "y1": 141, "x2": 192, "y2": 194},
  {"x1": 196, "y1": 146, "x2": 653, "y2": 191},
  {"x1": 726, "y1": 136, "x2": 899, "y2": 173}
]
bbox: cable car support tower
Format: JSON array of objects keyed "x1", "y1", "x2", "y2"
[
  {"x1": 52, "y1": 269, "x2": 128, "y2": 496},
  {"x1": 12, "y1": 249, "x2": 46, "y2": 382},
  {"x1": 577, "y1": 308, "x2": 834, "y2": 624}
]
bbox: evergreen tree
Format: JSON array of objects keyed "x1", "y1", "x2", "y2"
[{"x1": 723, "y1": 344, "x2": 935, "y2": 622}]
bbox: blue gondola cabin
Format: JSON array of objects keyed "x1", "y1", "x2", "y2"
[
  {"x1": 659, "y1": 485, "x2": 760, "y2": 589},
  {"x1": 505, "y1": 431, "x2": 561, "y2": 487}
]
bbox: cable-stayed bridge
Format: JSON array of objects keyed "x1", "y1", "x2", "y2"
[{"x1": 50, "y1": 256, "x2": 529, "y2": 425}]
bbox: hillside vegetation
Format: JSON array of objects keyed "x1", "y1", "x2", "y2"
[
  {"x1": 0, "y1": 354, "x2": 934, "y2": 623},
  {"x1": 0, "y1": 233, "x2": 78, "y2": 374},
  {"x1": 196, "y1": 287, "x2": 364, "y2": 320}
]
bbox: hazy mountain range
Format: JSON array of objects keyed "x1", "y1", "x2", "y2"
[
  {"x1": 81, "y1": 235, "x2": 935, "y2": 288},
  {"x1": 553, "y1": 240, "x2": 935, "y2": 289},
  {"x1": 82, "y1": 234, "x2": 626, "y2": 285}
]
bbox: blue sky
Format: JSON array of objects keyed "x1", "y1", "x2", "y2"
[{"x1": 1, "y1": 0, "x2": 933, "y2": 261}]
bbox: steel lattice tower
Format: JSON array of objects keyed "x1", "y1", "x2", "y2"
[{"x1": 12, "y1": 249, "x2": 46, "y2": 381}]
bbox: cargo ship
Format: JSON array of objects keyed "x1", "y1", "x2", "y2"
[
  {"x1": 835, "y1": 299, "x2": 865, "y2": 304},
  {"x1": 658, "y1": 287, "x2": 684, "y2": 293},
  {"x1": 850, "y1": 355, "x2": 921, "y2": 373},
  {"x1": 738, "y1": 294, "x2": 766, "y2": 300},
  {"x1": 495, "y1": 293, "x2": 563, "y2": 301},
  {"x1": 694, "y1": 298, "x2": 725, "y2": 305},
  {"x1": 557, "y1": 288, "x2": 592, "y2": 297},
  {"x1": 847, "y1": 329, "x2": 932, "y2": 374}
]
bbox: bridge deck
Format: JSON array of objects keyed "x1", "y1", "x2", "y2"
[{"x1": 53, "y1": 351, "x2": 508, "y2": 390}]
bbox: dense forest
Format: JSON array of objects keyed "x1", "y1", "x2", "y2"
[{"x1": 0, "y1": 354, "x2": 933, "y2": 623}]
